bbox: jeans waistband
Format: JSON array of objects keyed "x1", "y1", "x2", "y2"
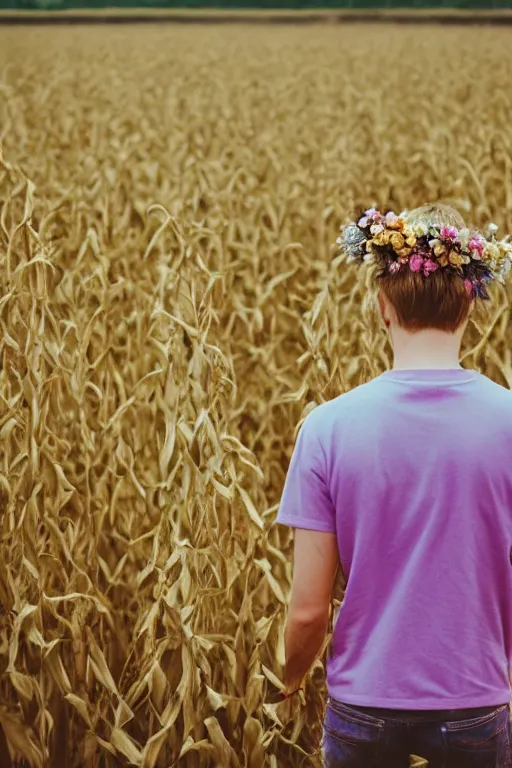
[{"x1": 335, "y1": 701, "x2": 508, "y2": 722}]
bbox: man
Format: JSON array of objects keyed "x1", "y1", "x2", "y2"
[{"x1": 275, "y1": 204, "x2": 512, "y2": 767}]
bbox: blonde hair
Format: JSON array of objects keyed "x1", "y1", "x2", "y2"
[{"x1": 405, "y1": 203, "x2": 466, "y2": 231}]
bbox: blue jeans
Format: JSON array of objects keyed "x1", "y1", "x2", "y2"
[{"x1": 322, "y1": 698, "x2": 511, "y2": 767}]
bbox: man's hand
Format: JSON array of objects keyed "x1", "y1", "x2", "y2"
[{"x1": 283, "y1": 528, "x2": 339, "y2": 691}]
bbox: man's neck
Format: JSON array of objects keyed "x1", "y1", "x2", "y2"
[{"x1": 390, "y1": 327, "x2": 463, "y2": 371}]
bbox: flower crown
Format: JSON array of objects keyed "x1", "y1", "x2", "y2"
[{"x1": 336, "y1": 208, "x2": 512, "y2": 299}]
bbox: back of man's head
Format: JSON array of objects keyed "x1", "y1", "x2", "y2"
[{"x1": 378, "y1": 203, "x2": 472, "y2": 333}]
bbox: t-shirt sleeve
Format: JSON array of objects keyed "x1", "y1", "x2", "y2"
[{"x1": 275, "y1": 411, "x2": 336, "y2": 533}]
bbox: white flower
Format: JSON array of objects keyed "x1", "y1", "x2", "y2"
[
  {"x1": 457, "y1": 228, "x2": 471, "y2": 248},
  {"x1": 487, "y1": 243, "x2": 500, "y2": 260},
  {"x1": 385, "y1": 211, "x2": 399, "y2": 227},
  {"x1": 370, "y1": 223, "x2": 384, "y2": 236},
  {"x1": 413, "y1": 222, "x2": 429, "y2": 237},
  {"x1": 488, "y1": 223, "x2": 499, "y2": 235}
]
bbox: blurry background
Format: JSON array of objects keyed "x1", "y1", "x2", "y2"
[{"x1": 1, "y1": 0, "x2": 512, "y2": 767}]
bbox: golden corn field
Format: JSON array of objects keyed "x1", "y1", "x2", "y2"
[{"x1": 0, "y1": 20, "x2": 511, "y2": 768}]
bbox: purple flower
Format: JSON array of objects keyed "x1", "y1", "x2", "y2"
[
  {"x1": 440, "y1": 226, "x2": 458, "y2": 241},
  {"x1": 366, "y1": 208, "x2": 384, "y2": 224},
  {"x1": 422, "y1": 258, "x2": 439, "y2": 276},
  {"x1": 409, "y1": 253, "x2": 424, "y2": 273},
  {"x1": 360, "y1": 208, "x2": 383, "y2": 227}
]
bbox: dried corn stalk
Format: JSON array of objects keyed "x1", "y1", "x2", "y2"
[{"x1": 0, "y1": 22, "x2": 511, "y2": 768}]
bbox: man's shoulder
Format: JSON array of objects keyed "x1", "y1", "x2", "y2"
[
  {"x1": 303, "y1": 378, "x2": 380, "y2": 431},
  {"x1": 304, "y1": 372, "x2": 512, "y2": 427},
  {"x1": 474, "y1": 372, "x2": 512, "y2": 408}
]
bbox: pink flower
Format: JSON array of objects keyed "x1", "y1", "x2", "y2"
[
  {"x1": 389, "y1": 261, "x2": 401, "y2": 274},
  {"x1": 469, "y1": 236, "x2": 484, "y2": 258},
  {"x1": 464, "y1": 279, "x2": 474, "y2": 297},
  {"x1": 358, "y1": 216, "x2": 369, "y2": 228},
  {"x1": 440, "y1": 226, "x2": 458, "y2": 241},
  {"x1": 364, "y1": 207, "x2": 381, "y2": 219},
  {"x1": 422, "y1": 258, "x2": 439, "y2": 276},
  {"x1": 409, "y1": 253, "x2": 424, "y2": 273}
]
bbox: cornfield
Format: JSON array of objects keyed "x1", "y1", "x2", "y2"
[{"x1": 0, "y1": 21, "x2": 511, "y2": 768}]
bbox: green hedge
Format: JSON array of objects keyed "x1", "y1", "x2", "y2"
[{"x1": 1, "y1": 0, "x2": 511, "y2": 11}]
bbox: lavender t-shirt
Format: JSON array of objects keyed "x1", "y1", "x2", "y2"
[{"x1": 276, "y1": 369, "x2": 512, "y2": 709}]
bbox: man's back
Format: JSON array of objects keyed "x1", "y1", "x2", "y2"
[{"x1": 277, "y1": 368, "x2": 512, "y2": 708}]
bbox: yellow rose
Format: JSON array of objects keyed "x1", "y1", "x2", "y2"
[
  {"x1": 437, "y1": 254, "x2": 449, "y2": 268},
  {"x1": 449, "y1": 251, "x2": 464, "y2": 268},
  {"x1": 390, "y1": 233, "x2": 405, "y2": 251},
  {"x1": 370, "y1": 231, "x2": 388, "y2": 246}
]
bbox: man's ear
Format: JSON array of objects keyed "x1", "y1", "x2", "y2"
[{"x1": 378, "y1": 291, "x2": 391, "y2": 327}]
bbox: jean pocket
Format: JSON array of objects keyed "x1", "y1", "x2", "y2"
[
  {"x1": 325, "y1": 699, "x2": 385, "y2": 747},
  {"x1": 442, "y1": 704, "x2": 510, "y2": 752}
]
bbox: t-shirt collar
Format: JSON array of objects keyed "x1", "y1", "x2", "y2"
[{"x1": 379, "y1": 368, "x2": 479, "y2": 385}]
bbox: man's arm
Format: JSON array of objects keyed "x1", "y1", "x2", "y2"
[{"x1": 283, "y1": 528, "x2": 339, "y2": 692}]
